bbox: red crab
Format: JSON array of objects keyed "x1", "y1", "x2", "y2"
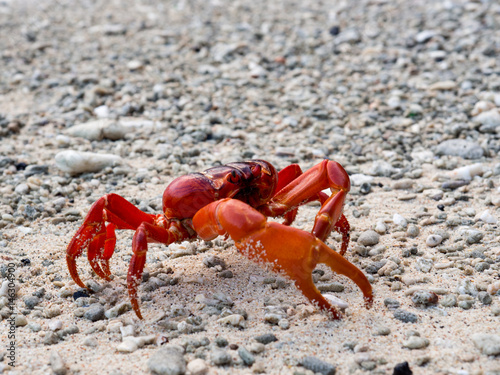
[{"x1": 66, "y1": 160, "x2": 373, "y2": 319}]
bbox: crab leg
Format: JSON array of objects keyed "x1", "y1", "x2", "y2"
[
  {"x1": 127, "y1": 221, "x2": 193, "y2": 319},
  {"x1": 259, "y1": 160, "x2": 351, "y2": 255},
  {"x1": 66, "y1": 194, "x2": 155, "y2": 288},
  {"x1": 193, "y1": 199, "x2": 372, "y2": 319}
]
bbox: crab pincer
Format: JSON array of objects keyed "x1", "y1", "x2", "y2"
[{"x1": 193, "y1": 198, "x2": 373, "y2": 319}]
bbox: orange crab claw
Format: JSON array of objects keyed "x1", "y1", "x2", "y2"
[{"x1": 193, "y1": 199, "x2": 373, "y2": 319}]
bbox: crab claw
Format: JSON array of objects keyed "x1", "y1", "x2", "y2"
[{"x1": 193, "y1": 199, "x2": 373, "y2": 319}]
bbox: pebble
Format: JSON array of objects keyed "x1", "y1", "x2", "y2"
[
  {"x1": 373, "y1": 326, "x2": 391, "y2": 336},
  {"x1": 48, "y1": 319, "x2": 63, "y2": 331},
  {"x1": 66, "y1": 120, "x2": 128, "y2": 141},
  {"x1": 458, "y1": 300, "x2": 474, "y2": 310},
  {"x1": 477, "y1": 291, "x2": 492, "y2": 305},
  {"x1": 323, "y1": 294, "x2": 349, "y2": 310},
  {"x1": 238, "y1": 347, "x2": 255, "y2": 366},
  {"x1": 487, "y1": 281, "x2": 500, "y2": 295},
  {"x1": 55, "y1": 150, "x2": 124, "y2": 175},
  {"x1": 254, "y1": 333, "x2": 278, "y2": 345},
  {"x1": 217, "y1": 314, "x2": 245, "y2": 328},
  {"x1": 476, "y1": 210, "x2": 497, "y2": 224},
  {"x1": 15, "y1": 315, "x2": 27, "y2": 326},
  {"x1": 428, "y1": 80, "x2": 457, "y2": 91},
  {"x1": 411, "y1": 290, "x2": 438, "y2": 306},
  {"x1": 384, "y1": 298, "x2": 401, "y2": 310},
  {"x1": 457, "y1": 280, "x2": 478, "y2": 296},
  {"x1": 393, "y1": 214, "x2": 407, "y2": 228},
  {"x1": 425, "y1": 234, "x2": 442, "y2": 247},
  {"x1": 147, "y1": 345, "x2": 186, "y2": 375},
  {"x1": 300, "y1": 356, "x2": 336, "y2": 375},
  {"x1": 471, "y1": 334, "x2": 500, "y2": 356},
  {"x1": 357, "y1": 230, "x2": 380, "y2": 246},
  {"x1": 440, "y1": 294, "x2": 457, "y2": 307},
  {"x1": 211, "y1": 348, "x2": 232, "y2": 366},
  {"x1": 406, "y1": 224, "x2": 419, "y2": 238},
  {"x1": 24, "y1": 296, "x2": 40, "y2": 309},
  {"x1": 393, "y1": 362, "x2": 413, "y2": 375},
  {"x1": 393, "y1": 309, "x2": 418, "y2": 323},
  {"x1": 50, "y1": 350, "x2": 67, "y2": 375},
  {"x1": 84, "y1": 304, "x2": 105, "y2": 322},
  {"x1": 415, "y1": 258, "x2": 433, "y2": 273},
  {"x1": 105, "y1": 302, "x2": 131, "y2": 319},
  {"x1": 448, "y1": 164, "x2": 484, "y2": 180},
  {"x1": 186, "y1": 359, "x2": 208, "y2": 375},
  {"x1": 435, "y1": 140, "x2": 484, "y2": 159},
  {"x1": 402, "y1": 336, "x2": 430, "y2": 350},
  {"x1": 44, "y1": 331, "x2": 60, "y2": 345},
  {"x1": 318, "y1": 282, "x2": 344, "y2": 293}
]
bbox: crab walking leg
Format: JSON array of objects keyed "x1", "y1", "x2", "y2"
[
  {"x1": 66, "y1": 194, "x2": 155, "y2": 289},
  {"x1": 193, "y1": 199, "x2": 373, "y2": 319},
  {"x1": 259, "y1": 160, "x2": 351, "y2": 252},
  {"x1": 128, "y1": 221, "x2": 193, "y2": 319}
]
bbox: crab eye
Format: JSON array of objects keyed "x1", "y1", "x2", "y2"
[{"x1": 227, "y1": 170, "x2": 240, "y2": 184}]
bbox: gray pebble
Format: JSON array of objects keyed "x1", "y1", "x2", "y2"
[
  {"x1": 254, "y1": 333, "x2": 278, "y2": 345},
  {"x1": 384, "y1": 298, "x2": 401, "y2": 310},
  {"x1": 318, "y1": 282, "x2": 344, "y2": 293},
  {"x1": 357, "y1": 230, "x2": 380, "y2": 246},
  {"x1": 406, "y1": 224, "x2": 420, "y2": 238},
  {"x1": 435, "y1": 139, "x2": 484, "y2": 159},
  {"x1": 411, "y1": 290, "x2": 438, "y2": 306},
  {"x1": 202, "y1": 255, "x2": 226, "y2": 269},
  {"x1": 471, "y1": 334, "x2": 500, "y2": 356},
  {"x1": 238, "y1": 347, "x2": 255, "y2": 366},
  {"x1": 147, "y1": 345, "x2": 186, "y2": 375},
  {"x1": 211, "y1": 348, "x2": 231, "y2": 366},
  {"x1": 466, "y1": 230, "x2": 483, "y2": 245},
  {"x1": 456, "y1": 280, "x2": 478, "y2": 296},
  {"x1": 458, "y1": 300, "x2": 474, "y2": 310},
  {"x1": 44, "y1": 331, "x2": 60, "y2": 345},
  {"x1": 84, "y1": 304, "x2": 105, "y2": 322},
  {"x1": 393, "y1": 309, "x2": 418, "y2": 323},
  {"x1": 50, "y1": 350, "x2": 67, "y2": 375},
  {"x1": 215, "y1": 337, "x2": 228, "y2": 347},
  {"x1": 300, "y1": 356, "x2": 336, "y2": 375},
  {"x1": 440, "y1": 294, "x2": 457, "y2": 307},
  {"x1": 477, "y1": 292, "x2": 492, "y2": 305},
  {"x1": 475, "y1": 262, "x2": 490, "y2": 272},
  {"x1": 24, "y1": 296, "x2": 40, "y2": 309}
]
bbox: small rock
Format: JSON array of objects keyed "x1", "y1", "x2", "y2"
[
  {"x1": 105, "y1": 302, "x2": 131, "y2": 319},
  {"x1": 48, "y1": 320, "x2": 63, "y2": 331},
  {"x1": 411, "y1": 291, "x2": 438, "y2": 306},
  {"x1": 436, "y1": 140, "x2": 484, "y2": 160},
  {"x1": 425, "y1": 235, "x2": 442, "y2": 247},
  {"x1": 55, "y1": 150, "x2": 124, "y2": 175},
  {"x1": 477, "y1": 292, "x2": 492, "y2": 305},
  {"x1": 300, "y1": 356, "x2": 336, "y2": 375},
  {"x1": 440, "y1": 295, "x2": 457, "y2": 307},
  {"x1": 402, "y1": 336, "x2": 430, "y2": 350},
  {"x1": 186, "y1": 359, "x2": 208, "y2": 375},
  {"x1": 393, "y1": 309, "x2": 418, "y2": 323},
  {"x1": 448, "y1": 164, "x2": 484, "y2": 180},
  {"x1": 457, "y1": 280, "x2": 478, "y2": 296},
  {"x1": 373, "y1": 326, "x2": 391, "y2": 336},
  {"x1": 393, "y1": 214, "x2": 407, "y2": 228},
  {"x1": 44, "y1": 331, "x2": 60, "y2": 345},
  {"x1": 24, "y1": 296, "x2": 40, "y2": 309},
  {"x1": 147, "y1": 345, "x2": 186, "y2": 375},
  {"x1": 278, "y1": 318, "x2": 290, "y2": 330},
  {"x1": 15, "y1": 315, "x2": 27, "y2": 326},
  {"x1": 254, "y1": 333, "x2": 278, "y2": 345},
  {"x1": 476, "y1": 210, "x2": 497, "y2": 224},
  {"x1": 393, "y1": 361, "x2": 413, "y2": 375},
  {"x1": 428, "y1": 81, "x2": 456, "y2": 90},
  {"x1": 211, "y1": 348, "x2": 231, "y2": 366},
  {"x1": 238, "y1": 347, "x2": 255, "y2": 366},
  {"x1": 357, "y1": 230, "x2": 380, "y2": 246},
  {"x1": 471, "y1": 334, "x2": 500, "y2": 356},
  {"x1": 458, "y1": 300, "x2": 474, "y2": 310},
  {"x1": 217, "y1": 314, "x2": 245, "y2": 328},
  {"x1": 384, "y1": 298, "x2": 401, "y2": 310},
  {"x1": 406, "y1": 225, "x2": 419, "y2": 238},
  {"x1": 116, "y1": 339, "x2": 139, "y2": 353},
  {"x1": 50, "y1": 350, "x2": 67, "y2": 375},
  {"x1": 84, "y1": 304, "x2": 105, "y2": 322}
]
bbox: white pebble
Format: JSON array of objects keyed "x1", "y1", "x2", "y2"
[
  {"x1": 55, "y1": 150, "x2": 124, "y2": 175},
  {"x1": 120, "y1": 325, "x2": 135, "y2": 338},
  {"x1": 448, "y1": 164, "x2": 484, "y2": 181},
  {"x1": 374, "y1": 221, "x2": 387, "y2": 235},
  {"x1": 323, "y1": 294, "x2": 349, "y2": 310},
  {"x1": 426, "y1": 234, "x2": 443, "y2": 247},
  {"x1": 487, "y1": 281, "x2": 500, "y2": 295},
  {"x1": 48, "y1": 320, "x2": 63, "y2": 331},
  {"x1": 116, "y1": 339, "x2": 139, "y2": 353},
  {"x1": 350, "y1": 174, "x2": 374, "y2": 186},
  {"x1": 217, "y1": 314, "x2": 245, "y2": 328},
  {"x1": 187, "y1": 358, "x2": 208, "y2": 375},
  {"x1": 476, "y1": 210, "x2": 497, "y2": 224},
  {"x1": 93, "y1": 105, "x2": 110, "y2": 118},
  {"x1": 393, "y1": 213, "x2": 407, "y2": 228}
]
